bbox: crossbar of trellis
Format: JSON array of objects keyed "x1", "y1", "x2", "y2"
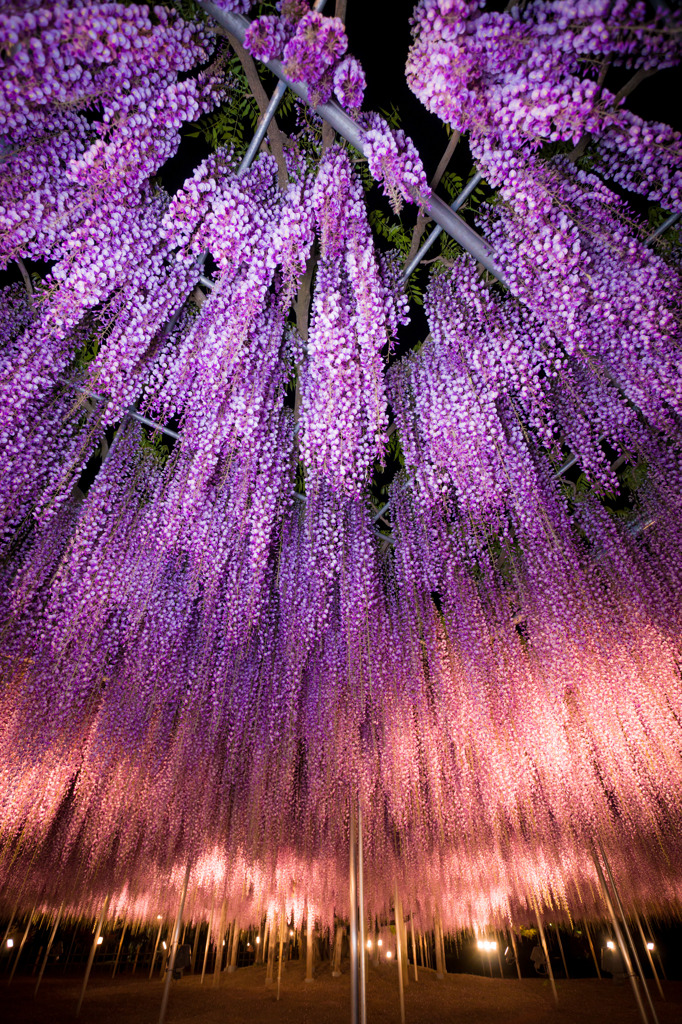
[{"x1": 197, "y1": 1, "x2": 504, "y2": 281}]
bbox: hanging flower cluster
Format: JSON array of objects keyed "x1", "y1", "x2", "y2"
[
  {"x1": 298, "y1": 146, "x2": 408, "y2": 491},
  {"x1": 245, "y1": 4, "x2": 366, "y2": 110},
  {"x1": 0, "y1": 1, "x2": 216, "y2": 265},
  {"x1": 406, "y1": 0, "x2": 681, "y2": 202},
  {"x1": 360, "y1": 112, "x2": 431, "y2": 212}
]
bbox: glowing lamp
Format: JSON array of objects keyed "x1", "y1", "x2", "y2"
[
  {"x1": 366, "y1": 939, "x2": 373, "y2": 949},
  {"x1": 162, "y1": 941, "x2": 167, "y2": 950},
  {"x1": 7, "y1": 938, "x2": 14, "y2": 949},
  {"x1": 256, "y1": 936, "x2": 261, "y2": 944},
  {"x1": 606, "y1": 941, "x2": 615, "y2": 951},
  {"x1": 222, "y1": 940, "x2": 225, "y2": 946},
  {"x1": 386, "y1": 950, "x2": 393, "y2": 959},
  {"x1": 97, "y1": 937, "x2": 103, "y2": 946},
  {"x1": 647, "y1": 942, "x2": 654, "y2": 951},
  {"x1": 290, "y1": 930, "x2": 294, "y2": 937},
  {"x1": 157, "y1": 915, "x2": 162, "y2": 920},
  {"x1": 377, "y1": 939, "x2": 383, "y2": 947}
]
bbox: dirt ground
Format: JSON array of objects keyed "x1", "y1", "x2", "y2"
[{"x1": 6, "y1": 960, "x2": 681, "y2": 1024}]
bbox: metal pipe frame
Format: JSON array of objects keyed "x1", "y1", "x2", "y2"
[
  {"x1": 400, "y1": 171, "x2": 484, "y2": 284},
  {"x1": 197, "y1": 2, "x2": 504, "y2": 281}
]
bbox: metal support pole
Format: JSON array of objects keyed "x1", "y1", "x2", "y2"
[
  {"x1": 509, "y1": 927, "x2": 522, "y2": 979},
  {"x1": 213, "y1": 901, "x2": 226, "y2": 986},
  {"x1": 112, "y1": 920, "x2": 128, "y2": 979},
  {"x1": 496, "y1": 932, "x2": 504, "y2": 978},
  {"x1": 276, "y1": 911, "x2": 285, "y2": 1001},
  {"x1": 635, "y1": 913, "x2": 664, "y2": 1000},
  {"x1": 158, "y1": 863, "x2": 191, "y2": 1024},
  {"x1": 554, "y1": 925, "x2": 570, "y2": 979},
  {"x1": 410, "y1": 914, "x2": 418, "y2": 982},
  {"x1": 358, "y1": 801, "x2": 367, "y2": 1024},
  {"x1": 304, "y1": 907, "x2": 314, "y2": 982},
  {"x1": 200, "y1": 904, "x2": 213, "y2": 985},
  {"x1": 34, "y1": 903, "x2": 63, "y2": 997},
  {"x1": 394, "y1": 886, "x2": 406, "y2": 1024},
  {"x1": 266, "y1": 918, "x2": 275, "y2": 986},
  {"x1": 592, "y1": 851, "x2": 649, "y2": 1024},
  {"x1": 149, "y1": 919, "x2": 163, "y2": 981},
  {"x1": 642, "y1": 914, "x2": 667, "y2": 980},
  {"x1": 228, "y1": 918, "x2": 239, "y2": 973},
  {"x1": 332, "y1": 923, "x2": 344, "y2": 977},
  {"x1": 533, "y1": 903, "x2": 558, "y2": 1005},
  {"x1": 599, "y1": 846, "x2": 659, "y2": 1024},
  {"x1": 76, "y1": 894, "x2": 110, "y2": 1017},
  {"x1": 8, "y1": 906, "x2": 34, "y2": 984},
  {"x1": 349, "y1": 799, "x2": 358, "y2": 1024},
  {"x1": 583, "y1": 920, "x2": 601, "y2": 979}
]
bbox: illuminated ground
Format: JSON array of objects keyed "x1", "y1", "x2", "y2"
[{"x1": 6, "y1": 960, "x2": 681, "y2": 1024}]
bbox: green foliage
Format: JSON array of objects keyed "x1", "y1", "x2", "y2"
[
  {"x1": 647, "y1": 204, "x2": 680, "y2": 246},
  {"x1": 378, "y1": 104, "x2": 402, "y2": 131},
  {"x1": 621, "y1": 457, "x2": 648, "y2": 493},
  {"x1": 139, "y1": 426, "x2": 171, "y2": 468},
  {"x1": 368, "y1": 209, "x2": 411, "y2": 257},
  {"x1": 185, "y1": 51, "x2": 262, "y2": 153},
  {"x1": 294, "y1": 459, "x2": 306, "y2": 497},
  {"x1": 439, "y1": 170, "x2": 486, "y2": 209}
]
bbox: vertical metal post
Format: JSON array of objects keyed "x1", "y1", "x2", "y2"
[
  {"x1": 34, "y1": 903, "x2": 63, "y2": 996},
  {"x1": 158, "y1": 863, "x2": 191, "y2": 1024},
  {"x1": 599, "y1": 846, "x2": 659, "y2": 1024},
  {"x1": 358, "y1": 801, "x2": 367, "y2": 1024},
  {"x1": 149, "y1": 919, "x2": 163, "y2": 981},
  {"x1": 304, "y1": 907, "x2": 314, "y2": 982},
  {"x1": 592, "y1": 851, "x2": 649, "y2": 1024},
  {"x1": 201, "y1": 902, "x2": 214, "y2": 984},
  {"x1": 410, "y1": 914, "x2": 418, "y2": 982},
  {"x1": 8, "y1": 909, "x2": 35, "y2": 978},
  {"x1": 635, "y1": 913, "x2": 664, "y2": 1000},
  {"x1": 276, "y1": 911, "x2": 285, "y2": 1001},
  {"x1": 266, "y1": 917, "x2": 275, "y2": 986},
  {"x1": 496, "y1": 933, "x2": 504, "y2": 978},
  {"x1": 509, "y1": 926, "x2": 522, "y2": 979},
  {"x1": 228, "y1": 918, "x2": 239, "y2": 973},
  {"x1": 533, "y1": 903, "x2": 558, "y2": 1005},
  {"x1": 349, "y1": 799, "x2": 358, "y2": 1024},
  {"x1": 76, "y1": 894, "x2": 110, "y2": 1017},
  {"x1": 583, "y1": 920, "x2": 601, "y2": 979},
  {"x1": 112, "y1": 920, "x2": 128, "y2": 979},
  {"x1": 394, "y1": 886, "x2": 406, "y2": 1024},
  {"x1": 555, "y1": 925, "x2": 570, "y2": 978},
  {"x1": 642, "y1": 914, "x2": 667, "y2": 980}
]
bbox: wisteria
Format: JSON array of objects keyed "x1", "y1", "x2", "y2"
[{"x1": 1, "y1": 0, "x2": 682, "y2": 978}]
